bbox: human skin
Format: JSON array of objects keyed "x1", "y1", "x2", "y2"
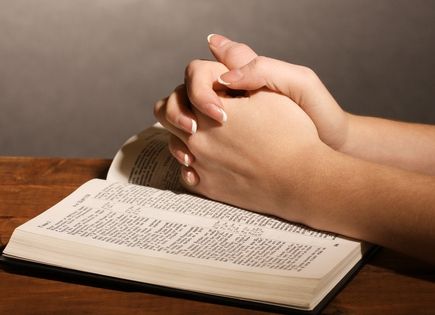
[
  {"x1": 153, "y1": 35, "x2": 435, "y2": 263},
  {"x1": 173, "y1": 34, "x2": 435, "y2": 176},
  {"x1": 154, "y1": 85, "x2": 435, "y2": 264}
]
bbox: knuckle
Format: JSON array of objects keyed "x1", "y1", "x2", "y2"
[
  {"x1": 185, "y1": 59, "x2": 204, "y2": 78},
  {"x1": 254, "y1": 55, "x2": 269, "y2": 64},
  {"x1": 231, "y1": 42, "x2": 249, "y2": 54},
  {"x1": 225, "y1": 42, "x2": 250, "y2": 59},
  {"x1": 297, "y1": 65, "x2": 319, "y2": 83},
  {"x1": 250, "y1": 55, "x2": 269, "y2": 72},
  {"x1": 153, "y1": 99, "x2": 165, "y2": 121}
]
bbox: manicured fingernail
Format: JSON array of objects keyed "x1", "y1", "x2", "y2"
[
  {"x1": 183, "y1": 154, "x2": 190, "y2": 167},
  {"x1": 185, "y1": 171, "x2": 195, "y2": 185},
  {"x1": 178, "y1": 116, "x2": 197, "y2": 134},
  {"x1": 205, "y1": 104, "x2": 227, "y2": 123},
  {"x1": 207, "y1": 34, "x2": 229, "y2": 48},
  {"x1": 217, "y1": 76, "x2": 231, "y2": 86},
  {"x1": 191, "y1": 119, "x2": 197, "y2": 134},
  {"x1": 219, "y1": 69, "x2": 244, "y2": 85},
  {"x1": 207, "y1": 34, "x2": 215, "y2": 43},
  {"x1": 173, "y1": 149, "x2": 194, "y2": 167},
  {"x1": 182, "y1": 168, "x2": 197, "y2": 186},
  {"x1": 219, "y1": 108, "x2": 227, "y2": 123}
]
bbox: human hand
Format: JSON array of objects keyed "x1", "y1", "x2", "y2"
[
  {"x1": 156, "y1": 34, "x2": 259, "y2": 135},
  {"x1": 206, "y1": 35, "x2": 435, "y2": 176},
  {"x1": 213, "y1": 34, "x2": 349, "y2": 150},
  {"x1": 154, "y1": 60, "x2": 230, "y2": 136},
  {"x1": 183, "y1": 34, "x2": 350, "y2": 151},
  {"x1": 154, "y1": 85, "x2": 330, "y2": 223}
]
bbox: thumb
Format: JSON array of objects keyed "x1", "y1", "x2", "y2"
[
  {"x1": 207, "y1": 34, "x2": 257, "y2": 69},
  {"x1": 217, "y1": 56, "x2": 324, "y2": 106},
  {"x1": 217, "y1": 56, "x2": 348, "y2": 151}
]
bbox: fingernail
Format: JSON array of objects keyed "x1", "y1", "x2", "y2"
[
  {"x1": 183, "y1": 154, "x2": 190, "y2": 167},
  {"x1": 207, "y1": 34, "x2": 229, "y2": 48},
  {"x1": 207, "y1": 33, "x2": 215, "y2": 43},
  {"x1": 178, "y1": 116, "x2": 197, "y2": 134},
  {"x1": 219, "y1": 108, "x2": 227, "y2": 123},
  {"x1": 173, "y1": 149, "x2": 194, "y2": 167},
  {"x1": 205, "y1": 104, "x2": 228, "y2": 123},
  {"x1": 217, "y1": 76, "x2": 231, "y2": 86},
  {"x1": 219, "y1": 69, "x2": 244, "y2": 85},
  {"x1": 182, "y1": 168, "x2": 197, "y2": 186},
  {"x1": 191, "y1": 119, "x2": 197, "y2": 134}
]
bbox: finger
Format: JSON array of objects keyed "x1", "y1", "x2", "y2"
[
  {"x1": 153, "y1": 90, "x2": 191, "y2": 143},
  {"x1": 217, "y1": 56, "x2": 321, "y2": 106},
  {"x1": 168, "y1": 134, "x2": 195, "y2": 167},
  {"x1": 207, "y1": 35, "x2": 312, "y2": 103},
  {"x1": 185, "y1": 59, "x2": 229, "y2": 123},
  {"x1": 207, "y1": 34, "x2": 258, "y2": 69},
  {"x1": 180, "y1": 166, "x2": 200, "y2": 187},
  {"x1": 161, "y1": 84, "x2": 198, "y2": 135}
]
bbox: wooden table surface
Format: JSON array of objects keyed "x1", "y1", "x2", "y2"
[{"x1": 1, "y1": 156, "x2": 434, "y2": 314}]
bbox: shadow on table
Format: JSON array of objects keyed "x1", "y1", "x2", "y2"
[{"x1": 367, "y1": 247, "x2": 435, "y2": 283}]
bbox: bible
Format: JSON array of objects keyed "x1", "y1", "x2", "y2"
[{"x1": 2, "y1": 125, "x2": 372, "y2": 313}]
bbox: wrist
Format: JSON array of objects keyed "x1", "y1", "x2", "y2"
[
  {"x1": 330, "y1": 111, "x2": 353, "y2": 153},
  {"x1": 284, "y1": 143, "x2": 367, "y2": 231},
  {"x1": 275, "y1": 142, "x2": 338, "y2": 226},
  {"x1": 336, "y1": 113, "x2": 374, "y2": 159}
]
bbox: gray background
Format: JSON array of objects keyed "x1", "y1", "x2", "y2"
[{"x1": 1, "y1": 0, "x2": 434, "y2": 158}]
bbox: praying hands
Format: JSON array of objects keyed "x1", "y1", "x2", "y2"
[{"x1": 154, "y1": 34, "x2": 435, "y2": 264}]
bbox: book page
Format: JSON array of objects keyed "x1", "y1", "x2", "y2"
[
  {"x1": 107, "y1": 124, "x2": 182, "y2": 191},
  {"x1": 8, "y1": 179, "x2": 362, "y2": 279}
]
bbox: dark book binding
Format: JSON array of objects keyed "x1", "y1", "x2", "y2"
[{"x1": 0, "y1": 246, "x2": 378, "y2": 314}]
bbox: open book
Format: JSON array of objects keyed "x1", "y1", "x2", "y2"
[{"x1": 2, "y1": 125, "x2": 371, "y2": 313}]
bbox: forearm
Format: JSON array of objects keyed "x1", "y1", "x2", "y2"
[
  {"x1": 340, "y1": 113, "x2": 435, "y2": 175},
  {"x1": 290, "y1": 147, "x2": 435, "y2": 263}
]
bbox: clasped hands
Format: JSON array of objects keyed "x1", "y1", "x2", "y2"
[
  {"x1": 154, "y1": 34, "x2": 350, "y2": 225},
  {"x1": 152, "y1": 34, "x2": 435, "y2": 263}
]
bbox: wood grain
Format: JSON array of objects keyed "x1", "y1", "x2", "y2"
[{"x1": 0, "y1": 156, "x2": 434, "y2": 314}]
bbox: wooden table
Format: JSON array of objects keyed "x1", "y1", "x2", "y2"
[{"x1": 1, "y1": 156, "x2": 434, "y2": 314}]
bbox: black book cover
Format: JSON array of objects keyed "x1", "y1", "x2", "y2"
[{"x1": 0, "y1": 246, "x2": 378, "y2": 314}]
